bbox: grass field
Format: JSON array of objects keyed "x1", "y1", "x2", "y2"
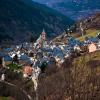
[{"x1": 77, "y1": 29, "x2": 100, "y2": 41}]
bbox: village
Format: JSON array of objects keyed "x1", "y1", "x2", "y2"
[
  {"x1": 0, "y1": 0, "x2": 100, "y2": 99},
  {"x1": 0, "y1": 26, "x2": 100, "y2": 78},
  {"x1": 0, "y1": 24, "x2": 100, "y2": 100},
  {"x1": 0, "y1": 28, "x2": 100, "y2": 72}
]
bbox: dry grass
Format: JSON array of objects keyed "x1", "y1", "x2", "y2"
[
  {"x1": 77, "y1": 29, "x2": 100, "y2": 41},
  {"x1": 38, "y1": 51, "x2": 100, "y2": 100},
  {"x1": 52, "y1": 29, "x2": 100, "y2": 43},
  {"x1": 0, "y1": 51, "x2": 100, "y2": 100}
]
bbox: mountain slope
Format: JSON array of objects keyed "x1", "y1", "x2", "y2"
[
  {"x1": 0, "y1": 0, "x2": 74, "y2": 43},
  {"x1": 33, "y1": 0, "x2": 100, "y2": 20},
  {"x1": 52, "y1": 13, "x2": 100, "y2": 44}
]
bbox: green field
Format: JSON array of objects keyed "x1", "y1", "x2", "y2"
[{"x1": 7, "y1": 63, "x2": 22, "y2": 71}]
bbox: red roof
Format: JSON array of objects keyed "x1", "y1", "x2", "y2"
[{"x1": 23, "y1": 66, "x2": 33, "y2": 76}]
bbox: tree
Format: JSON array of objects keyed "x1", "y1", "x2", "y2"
[{"x1": 29, "y1": 34, "x2": 35, "y2": 43}]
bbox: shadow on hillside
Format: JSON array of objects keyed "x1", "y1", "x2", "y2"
[{"x1": 0, "y1": 82, "x2": 30, "y2": 100}]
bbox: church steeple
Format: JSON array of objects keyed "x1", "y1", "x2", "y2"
[
  {"x1": 34, "y1": 29, "x2": 47, "y2": 49},
  {"x1": 41, "y1": 29, "x2": 46, "y2": 40},
  {"x1": 41, "y1": 29, "x2": 46, "y2": 35}
]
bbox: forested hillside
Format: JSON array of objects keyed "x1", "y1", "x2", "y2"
[{"x1": 0, "y1": 0, "x2": 74, "y2": 43}]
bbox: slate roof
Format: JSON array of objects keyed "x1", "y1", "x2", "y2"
[
  {"x1": 88, "y1": 37, "x2": 99, "y2": 43},
  {"x1": 4, "y1": 55, "x2": 12, "y2": 61},
  {"x1": 42, "y1": 48, "x2": 53, "y2": 52},
  {"x1": 0, "y1": 52, "x2": 5, "y2": 57},
  {"x1": 68, "y1": 37, "x2": 82, "y2": 47},
  {"x1": 20, "y1": 54, "x2": 29, "y2": 60},
  {"x1": 3, "y1": 48, "x2": 13, "y2": 52},
  {"x1": 53, "y1": 47, "x2": 63, "y2": 56}
]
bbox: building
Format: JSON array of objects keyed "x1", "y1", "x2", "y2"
[
  {"x1": 23, "y1": 66, "x2": 33, "y2": 78},
  {"x1": 34, "y1": 29, "x2": 47, "y2": 49},
  {"x1": 88, "y1": 43, "x2": 97, "y2": 53}
]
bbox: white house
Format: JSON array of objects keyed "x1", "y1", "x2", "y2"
[{"x1": 74, "y1": 44, "x2": 82, "y2": 52}]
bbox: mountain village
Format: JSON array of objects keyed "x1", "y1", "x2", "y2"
[
  {"x1": 0, "y1": 11, "x2": 100, "y2": 99},
  {"x1": 0, "y1": 0, "x2": 100, "y2": 99},
  {"x1": 0, "y1": 22, "x2": 100, "y2": 95}
]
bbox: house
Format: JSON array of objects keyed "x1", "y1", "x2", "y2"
[
  {"x1": 74, "y1": 44, "x2": 82, "y2": 52},
  {"x1": 9, "y1": 52, "x2": 16, "y2": 58},
  {"x1": 89, "y1": 37, "x2": 99, "y2": 43},
  {"x1": 88, "y1": 43, "x2": 97, "y2": 53},
  {"x1": 84, "y1": 37, "x2": 99, "y2": 45},
  {"x1": 53, "y1": 46, "x2": 64, "y2": 58},
  {"x1": 64, "y1": 53, "x2": 71, "y2": 58},
  {"x1": 55, "y1": 56, "x2": 64, "y2": 68},
  {"x1": 3, "y1": 48, "x2": 13, "y2": 53},
  {"x1": 19, "y1": 53, "x2": 31, "y2": 65},
  {"x1": 23, "y1": 66, "x2": 33, "y2": 78},
  {"x1": 48, "y1": 56, "x2": 56, "y2": 65},
  {"x1": 20, "y1": 53, "x2": 29, "y2": 60},
  {"x1": 59, "y1": 45, "x2": 64, "y2": 51},
  {"x1": 63, "y1": 45, "x2": 71, "y2": 54},
  {"x1": 68, "y1": 37, "x2": 82, "y2": 47},
  {"x1": 36, "y1": 51, "x2": 43, "y2": 59},
  {"x1": 0, "y1": 56, "x2": 12, "y2": 66},
  {"x1": 80, "y1": 45, "x2": 88, "y2": 53},
  {"x1": 96, "y1": 32, "x2": 100, "y2": 39},
  {"x1": 28, "y1": 51, "x2": 34, "y2": 57},
  {"x1": 0, "y1": 52, "x2": 5, "y2": 58},
  {"x1": 33, "y1": 60, "x2": 41, "y2": 68}
]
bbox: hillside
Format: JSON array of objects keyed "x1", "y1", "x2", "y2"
[
  {"x1": 76, "y1": 13, "x2": 100, "y2": 41},
  {"x1": 33, "y1": 0, "x2": 100, "y2": 20},
  {"x1": 37, "y1": 51, "x2": 100, "y2": 100},
  {"x1": 0, "y1": 0, "x2": 74, "y2": 43},
  {"x1": 0, "y1": 51, "x2": 100, "y2": 100},
  {"x1": 52, "y1": 13, "x2": 100, "y2": 43}
]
